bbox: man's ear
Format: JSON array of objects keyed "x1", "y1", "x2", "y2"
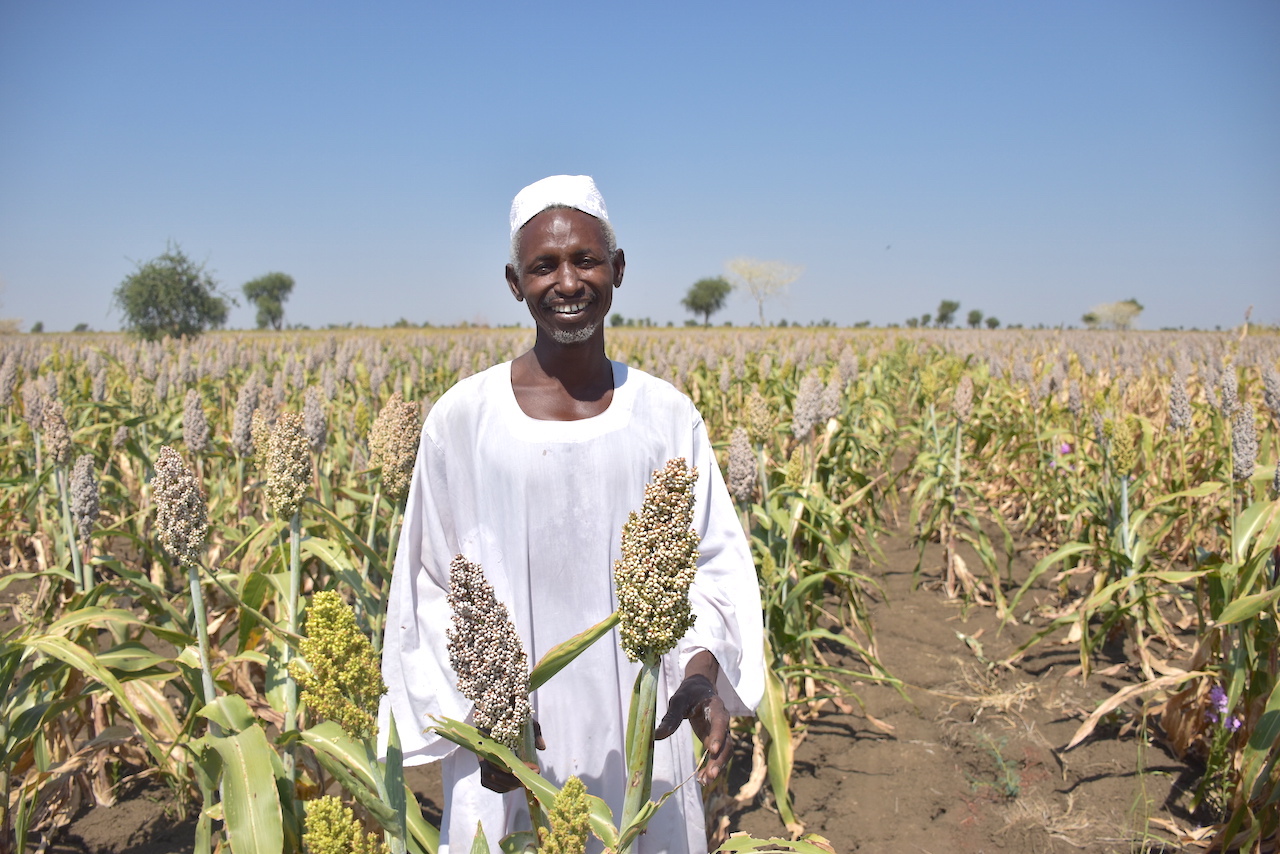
[
  {"x1": 612, "y1": 248, "x2": 626, "y2": 289},
  {"x1": 505, "y1": 264, "x2": 523, "y2": 301}
]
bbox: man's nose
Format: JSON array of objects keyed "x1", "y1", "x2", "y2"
[{"x1": 553, "y1": 261, "x2": 583, "y2": 292}]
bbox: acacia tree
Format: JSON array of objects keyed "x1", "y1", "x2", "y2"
[
  {"x1": 725, "y1": 257, "x2": 803, "y2": 326},
  {"x1": 243, "y1": 272, "x2": 296, "y2": 330},
  {"x1": 985, "y1": 316, "x2": 1000, "y2": 329},
  {"x1": 680, "y1": 276, "x2": 732, "y2": 326},
  {"x1": 113, "y1": 243, "x2": 231, "y2": 340},
  {"x1": 967, "y1": 309, "x2": 983, "y2": 329},
  {"x1": 936, "y1": 299, "x2": 960, "y2": 328},
  {"x1": 1084, "y1": 298, "x2": 1143, "y2": 330}
]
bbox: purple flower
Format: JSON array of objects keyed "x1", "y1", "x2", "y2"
[
  {"x1": 1227, "y1": 716, "x2": 1243, "y2": 732},
  {"x1": 1205, "y1": 684, "x2": 1232, "y2": 727},
  {"x1": 1059, "y1": 442, "x2": 1072, "y2": 455}
]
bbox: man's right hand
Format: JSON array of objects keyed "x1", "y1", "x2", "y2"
[{"x1": 478, "y1": 719, "x2": 545, "y2": 793}]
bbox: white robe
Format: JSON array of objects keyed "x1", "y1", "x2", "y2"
[{"x1": 379, "y1": 360, "x2": 764, "y2": 854}]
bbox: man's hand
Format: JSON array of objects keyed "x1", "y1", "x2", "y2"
[
  {"x1": 478, "y1": 719, "x2": 545, "y2": 793},
  {"x1": 655, "y1": 653, "x2": 731, "y2": 786}
]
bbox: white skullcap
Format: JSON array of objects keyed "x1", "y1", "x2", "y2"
[{"x1": 509, "y1": 175, "x2": 609, "y2": 238}]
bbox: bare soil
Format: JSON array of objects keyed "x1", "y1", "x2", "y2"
[{"x1": 12, "y1": 528, "x2": 1205, "y2": 853}]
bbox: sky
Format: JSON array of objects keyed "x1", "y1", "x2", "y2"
[{"x1": 1, "y1": 1, "x2": 1277, "y2": 333}]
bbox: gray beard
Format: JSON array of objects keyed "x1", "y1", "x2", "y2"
[{"x1": 547, "y1": 321, "x2": 599, "y2": 344}]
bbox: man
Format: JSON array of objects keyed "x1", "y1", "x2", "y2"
[{"x1": 380, "y1": 175, "x2": 763, "y2": 853}]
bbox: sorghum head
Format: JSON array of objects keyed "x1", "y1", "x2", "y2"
[
  {"x1": 1263, "y1": 365, "x2": 1280, "y2": 422},
  {"x1": 727, "y1": 426, "x2": 757, "y2": 503},
  {"x1": 368, "y1": 391, "x2": 421, "y2": 502},
  {"x1": 446, "y1": 554, "x2": 531, "y2": 750},
  {"x1": 952, "y1": 375, "x2": 974, "y2": 424},
  {"x1": 42, "y1": 398, "x2": 72, "y2": 467},
  {"x1": 613, "y1": 459, "x2": 700, "y2": 663},
  {"x1": 21, "y1": 381, "x2": 44, "y2": 432},
  {"x1": 289, "y1": 590, "x2": 386, "y2": 741},
  {"x1": 70, "y1": 454, "x2": 99, "y2": 545},
  {"x1": 1104, "y1": 416, "x2": 1141, "y2": 475},
  {"x1": 266, "y1": 411, "x2": 311, "y2": 518},
  {"x1": 0, "y1": 355, "x2": 18, "y2": 407},
  {"x1": 1218, "y1": 363, "x2": 1238, "y2": 418},
  {"x1": 791, "y1": 372, "x2": 824, "y2": 440},
  {"x1": 302, "y1": 796, "x2": 388, "y2": 854},
  {"x1": 304, "y1": 385, "x2": 327, "y2": 454},
  {"x1": 152, "y1": 446, "x2": 208, "y2": 567},
  {"x1": 1167, "y1": 371, "x2": 1191, "y2": 434},
  {"x1": 112, "y1": 424, "x2": 129, "y2": 451},
  {"x1": 745, "y1": 386, "x2": 773, "y2": 445},
  {"x1": 1231, "y1": 403, "x2": 1257, "y2": 483},
  {"x1": 231, "y1": 376, "x2": 261, "y2": 459},
  {"x1": 541, "y1": 775, "x2": 590, "y2": 854},
  {"x1": 818, "y1": 372, "x2": 843, "y2": 423},
  {"x1": 182, "y1": 388, "x2": 210, "y2": 456}
]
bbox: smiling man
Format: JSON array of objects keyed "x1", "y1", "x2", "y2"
[{"x1": 380, "y1": 175, "x2": 764, "y2": 853}]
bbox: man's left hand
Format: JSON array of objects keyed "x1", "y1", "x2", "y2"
[{"x1": 654, "y1": 673, "x2": 730, "y2": 786}]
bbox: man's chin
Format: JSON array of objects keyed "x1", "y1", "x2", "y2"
[{"x1": 547, "y1": 322, "x2": 600, "y2": 345}]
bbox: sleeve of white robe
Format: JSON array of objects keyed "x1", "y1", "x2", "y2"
[
  {"x1": 378, "y1": 423, "x2": 470, "y2": 764},
  {"x1": 676, "y1": 410, "x2": 765, "y2": 717}
]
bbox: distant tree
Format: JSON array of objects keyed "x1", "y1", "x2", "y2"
[
  {"x1": 30, "y1": 321, "x2": 44, "y2": 333},
  {"x1": 242, "y1": 272, "x2": 295, "y2": 331},
  {"x1": 610, "y1": 313, "x2": 625, "y2": 327},
  {"x1": 905, "y1": 317, "x2": 920, "y2": 329},
  {"x1": 113, "y1": 243, "x2": 230, "y2": 341},
  {"x1": 680, "y1": 276, "x2": 733, "y2": 326},
  {"x1": 73, "y1": 322, "x2": 90, "y2": 332},
  {"x1": 985, "y1": 316, "x2": 1000, "y2": 329},
  {"x1": 921, "y1": 314, "x2": 932, "y2": 327},
  {"x1": 967, "y1": 309, "x2": 983, "y2": 329},
  {"x1": 936, "y1": 299, "x2": 960, "y2": 328},
  {"x1": 725, "y1": 257, "x2": 803, "y2": 326},
  {"x1": 1085, "y1": 298, "x2": 1143, "y2": 330}
]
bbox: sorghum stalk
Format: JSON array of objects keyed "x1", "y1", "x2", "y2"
[
  {"x1": 265, "y1": 411, "x2": 312, "y2": 781},
  {"x1": 152, "y1": 447, "x2": 217, "y2": 708}
]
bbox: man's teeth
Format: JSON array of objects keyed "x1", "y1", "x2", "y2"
[{"x1": 550, "y1": 302, "x2": 589, "y2": 314}]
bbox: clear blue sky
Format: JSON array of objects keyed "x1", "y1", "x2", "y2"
[{"x1": 2, "y1": 1, "x2": 1277, "y2": 332}]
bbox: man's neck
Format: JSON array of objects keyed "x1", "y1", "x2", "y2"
[{"x1": 509, "y1": 334, "x2": 614, "y2": 420}]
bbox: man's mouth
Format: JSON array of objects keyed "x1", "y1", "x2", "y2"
[{"x1": 547, "y1": 299, "x2": 592, "y2": 316}]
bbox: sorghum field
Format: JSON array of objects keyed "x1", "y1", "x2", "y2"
[{"x1": 1, "y1": 327, "x2": 1277, "y2": 853}]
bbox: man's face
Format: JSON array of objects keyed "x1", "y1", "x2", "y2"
[{"x1": 506, "y1": 208, "x2": 624, "y2": 345}]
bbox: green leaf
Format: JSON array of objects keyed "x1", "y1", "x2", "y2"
[
  {"x1": 198, "y1": 694, "x2": 259, "y2": 734},
  {"x1": 1243, "y1": 680, "x2": 1280, "y2": 801},
  {"x1": 758, "y1": 637, "x2": 798, "y2": 828},
  {"x1": 208, "y1": 725, "x2": 284, "y2": 854},
  {"x1": 1213, "y1": 587, "x2": 1280, "y2": 627},
  {"x1": 530, "y1": 611, "x2": 619, "y2": 691}
]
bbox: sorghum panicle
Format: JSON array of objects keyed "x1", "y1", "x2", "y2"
[
  {"x1": 251, "y1": 408, "x2": 272, "y2": 472},
  {"x1": 791, "y1": 372, "x2": 824, "y2": 440},
  {"x1": 1168, "y1": 371, "x2": 1192, "y2": 434},
  {"x1": 727, "y1": 426, "x2": 757, "y2": 503},
  {"x1": 541, "y1": 775, "x2": 590, "y2": 854},
  {"x1": 289, "y1": 590, "x2": 386, "y2": 741},
  {"x1": 1231, "y1": 403, "x2": 1257, "y2": 483},
  {"x1": 1067, "y1": 380, "x2": 1083, "y2": 419},
  {"x1": 1218, "y1": 364, "x2": 1238, "y2": 418},
  {"x1": 1263, "y1": 366, "x2": 1280, "y2": 422},
  {"x1": 70, "y1": 453, "x2": 100, "y2": 544},
  {"x1": 182, "y1": 389, "x2": 210, "y2": 456},
  {"x1": 111, "y1": 425, "x2": 129, "y2": 451},
  {"x1": 266, "y1": 411, "x2": 311, "y2": 519},
  {"x1": 613, "y1": 459, "x2": 700, "y2": 663},
  {"x1": 304, "y1": 385, "x2": 327, "y2": 454},
  {"x1": 952, "y1": 375, "x2": 974, "y2": 424},
  {"x1": 0, "y1": 355, "x2": 16, "y2": 407},
  {"x1": 745, "y1": 387, "x2": 773, "y2": 445},
  {"x1": 43, "y1": 398, "x2": 72, "y2": 467},
  {"x1": 21, "y1": 381, "x2": 44, "y2": 432},
  {"x1": 818, "y1": 372, "x2": 843, "y2": 423},
  {"x1": 302, "y1": 796, "x2": 388, "y2": 854},
  {"x1": 231, "y1": 377, "x2": 261, "y2": 458},
  {"x1": 368, "y1": 391, "x2": 421, "y2": 502},
  {"x1": 446, "y1": 555, "x2": 531, "y2": 750},
  {"x1": 152, "y1": 446, "x2": 208, "y2": 567},
  {"x1": 1104, "y1": 416, "x2": 1141, "y2": 475}
]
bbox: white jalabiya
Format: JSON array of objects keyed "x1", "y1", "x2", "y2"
[{"x1": 379, "y1": 360, "x2": 764, "y2": 854}]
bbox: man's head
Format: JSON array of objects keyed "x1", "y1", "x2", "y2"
[
  {"x1": 507, "y1": 175, "x2": 617, "y2": 270},
  {"x1": 505, "y1": 176, "x2": 624, "y2": 346}
]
